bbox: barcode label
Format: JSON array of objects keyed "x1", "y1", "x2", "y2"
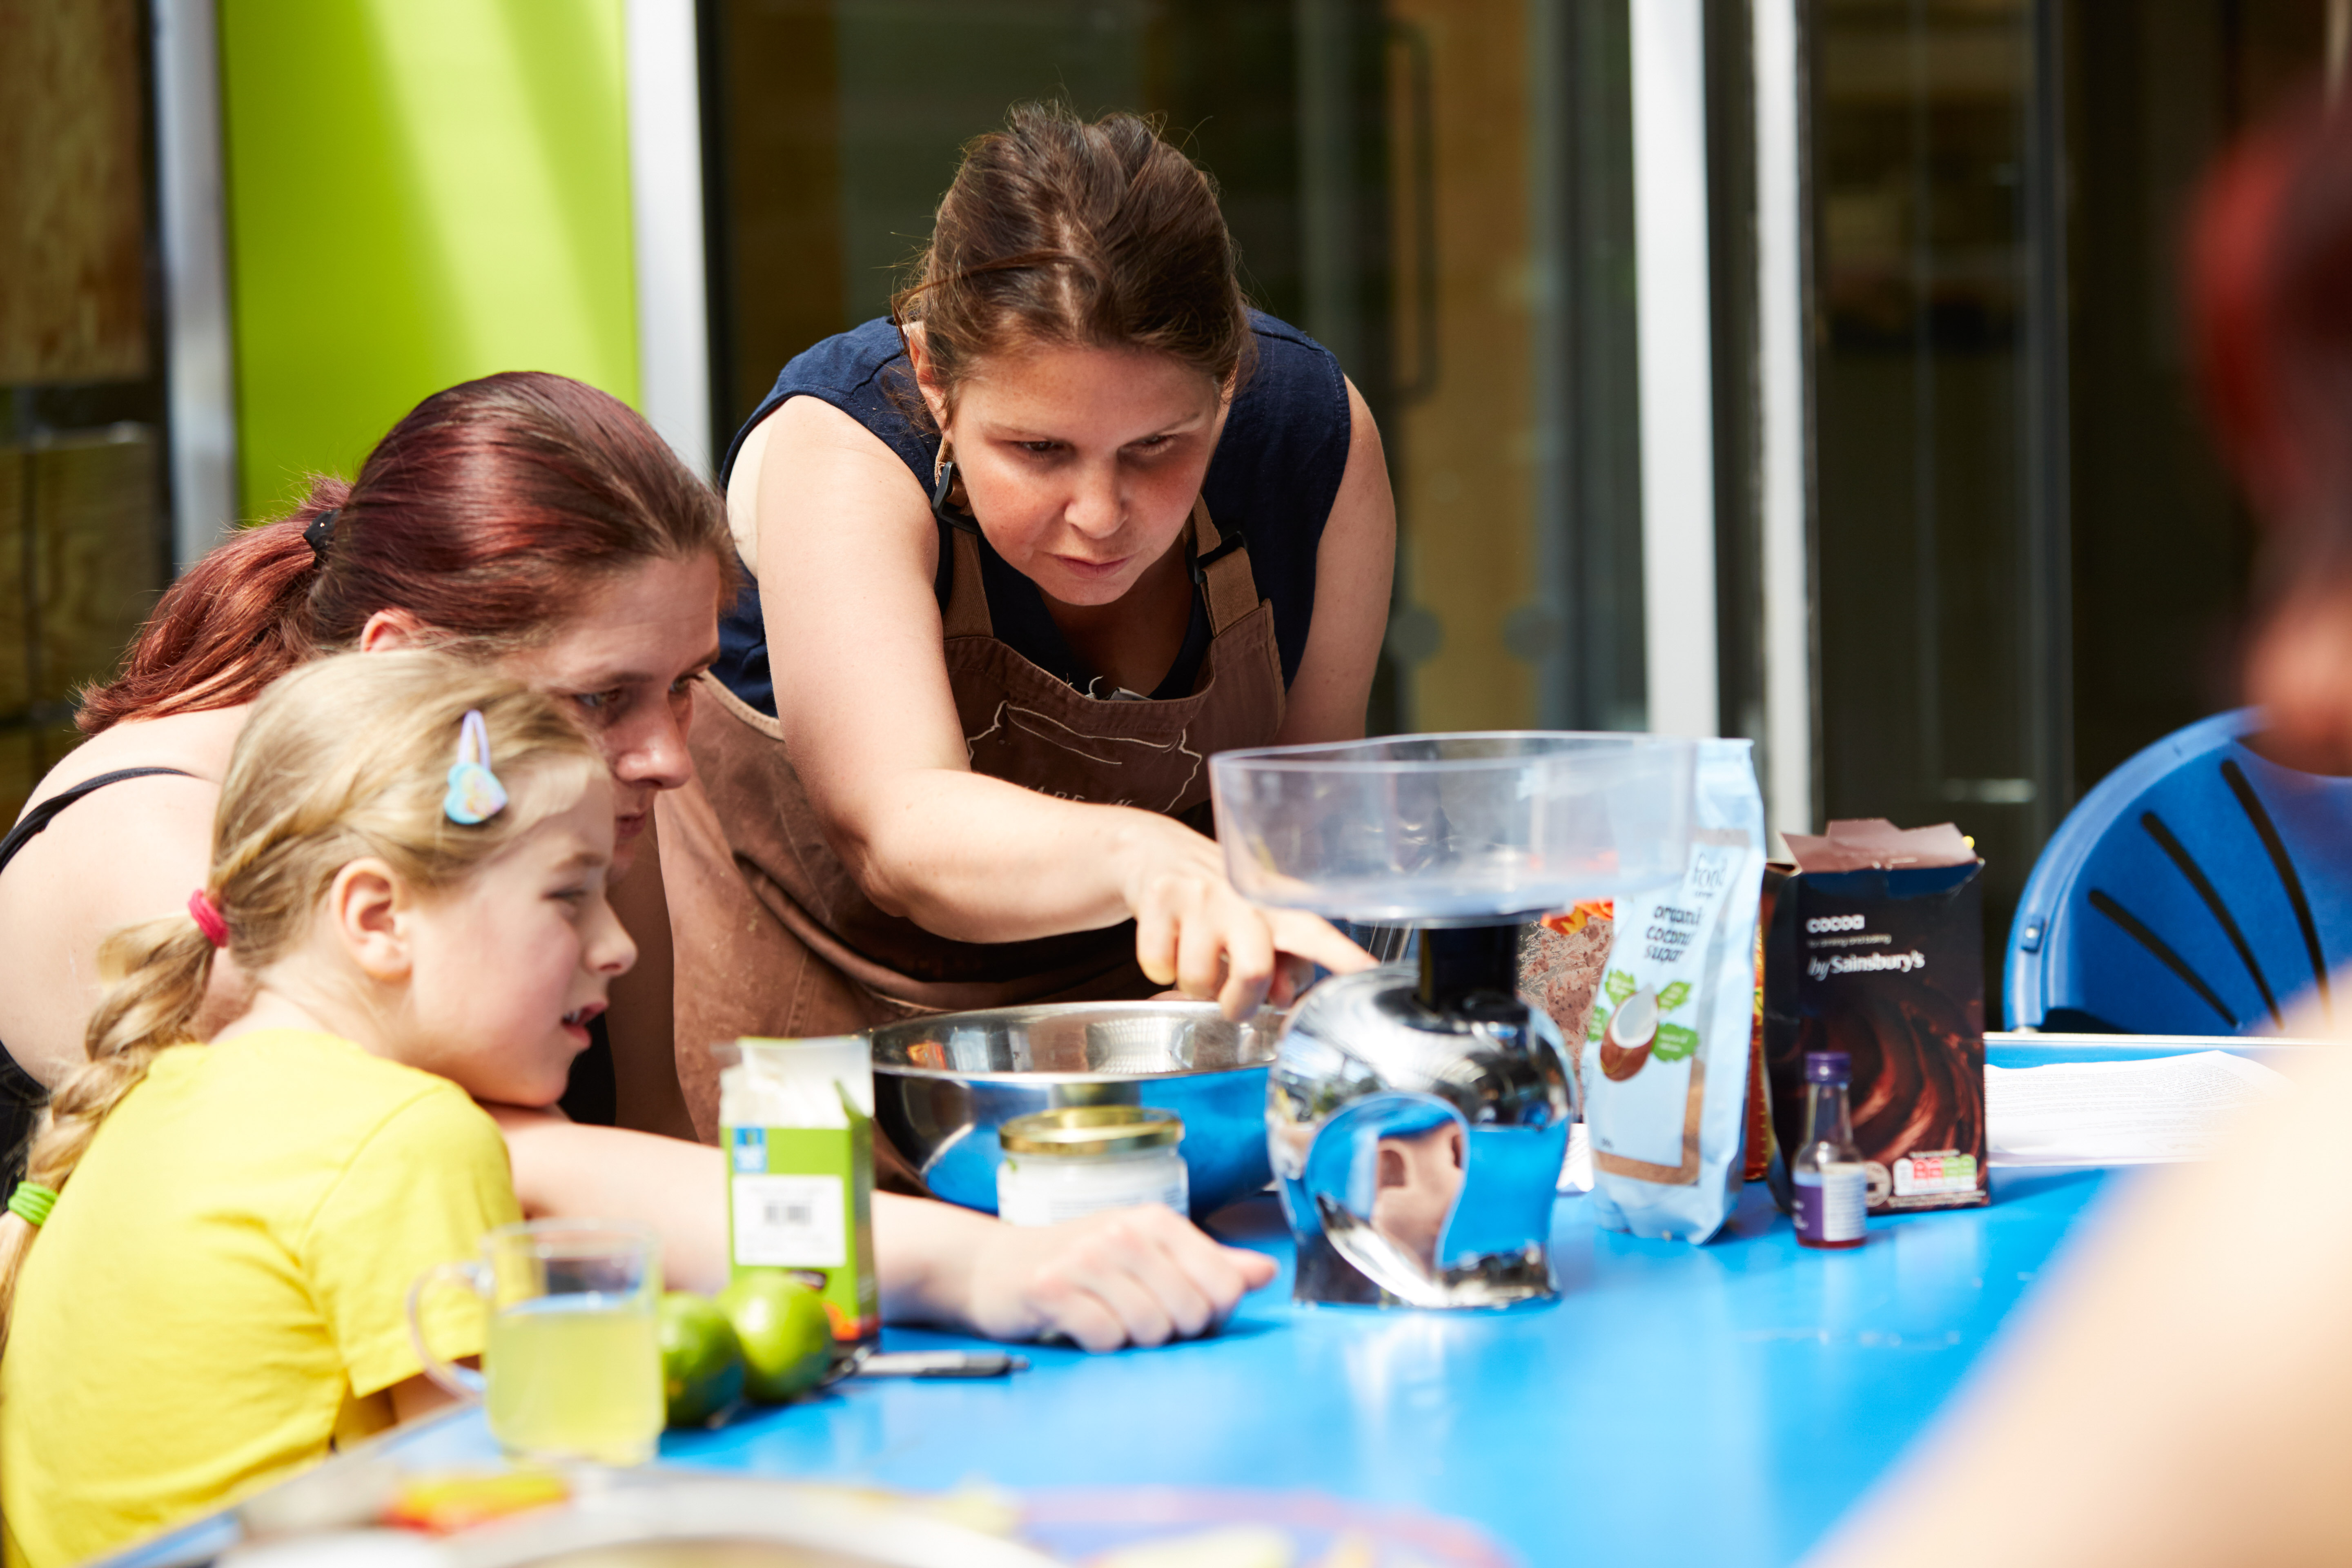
[{"x1": 731, "y1": 1174, "x2": 846, "y2": 1269}]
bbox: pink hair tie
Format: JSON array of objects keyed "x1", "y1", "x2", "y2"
[{"x1": 187, "y1": 890, "x2": 229, "y2": 948}]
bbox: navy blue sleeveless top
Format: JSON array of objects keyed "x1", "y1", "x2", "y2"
[{"x1": 713, "y1": 312, "x2": 1351, "y2": 715}]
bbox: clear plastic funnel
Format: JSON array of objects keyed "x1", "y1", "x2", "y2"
[{"x1": 1210, "y1": 732, "x2": 1697, "y2": 922}]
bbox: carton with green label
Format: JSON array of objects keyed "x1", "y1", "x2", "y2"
[{"x1": 718, "y1": 1036, "x2": 879, "y2": 1345}]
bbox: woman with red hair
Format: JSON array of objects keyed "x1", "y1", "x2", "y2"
[
  {"x1": 0, "y1": 371, "x2": 1271, "y2": 1350},
  {"x1": 2, "y1": 370, "x2": 724, "y2": 1120}
]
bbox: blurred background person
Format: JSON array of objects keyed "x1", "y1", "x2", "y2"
[{"x1": 1811, "y1": 94, "x2": 2352, "y2": 1568}]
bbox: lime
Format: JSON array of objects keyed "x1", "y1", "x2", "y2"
[
  {"x1": 716, "y1": 1272, "x2": 835, "y2": 1403},
  {"x1": 657, "y1": 1290, "x2": 746, "y2": 1428}
]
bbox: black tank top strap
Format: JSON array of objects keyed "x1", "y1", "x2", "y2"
[
  {"x1": 0, "y1": 767, "x2": 198, "y2": 879},
  {"x1": 0, "y1": 765, "x2": 196, "y2": 1180}
]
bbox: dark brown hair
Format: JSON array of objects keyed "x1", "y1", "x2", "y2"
[
  {"x1": 81, "y1": 372, "x2": 733, "y2": 733},
  {"x1": 892, "y1": 104, "x2": 1256, "y2": 420}
]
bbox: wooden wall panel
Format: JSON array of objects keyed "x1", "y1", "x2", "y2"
[
  {"x1": 0, "y1": 0, "x2": 150, "y2": 384},
  {"x1": 0, "y1": 447, "x2": 25, "y2": 719},
  {"x1": 0, "y1": 733, "x2": 36, "y2": 838},
  {"x1": 31, "y1": 429, "x2": 160, "y2": 708},
  {"x1": 2, "y1": 446, "x2": 34, "y2": 826}
]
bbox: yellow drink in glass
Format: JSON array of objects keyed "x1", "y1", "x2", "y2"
[
  {"x1": 410, "y1": 1221, "x2": 665, "y2": 1465},
  {"x1": 485, "y1": 1293, "x2": 663, "y2": 1465}
]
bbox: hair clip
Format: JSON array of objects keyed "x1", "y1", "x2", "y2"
[
  {"x1": 187, "y1": 889, "x2": 229, "y2": 948},
  {"x1": 443, "y1": 710, "x2": 509, "y2": 826},
  {"x1": 303, "y1": 506, "x2": 340, "y2": 561}
]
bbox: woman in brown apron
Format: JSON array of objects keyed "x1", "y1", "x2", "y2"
[{"x1": 658, "y1": 106, "x2": 1396, "y2": 1140}]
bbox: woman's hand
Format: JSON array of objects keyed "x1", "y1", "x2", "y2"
[
  {"x1": 875, "y1": 1192, "x2": 1277, "y2": 1351},
  {"x1": 483, "y1": 1125, "x2": 1278, "y2": 1345},
  {"x1": 962, "y1": 1205, "x2": 1279, "y2": 1350},
  {"x1": 1120, "y1": 815, "x2": 1373, "y2": 1017}
]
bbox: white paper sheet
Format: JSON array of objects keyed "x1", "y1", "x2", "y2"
[{"x1": 1986, "y1": 1050, "x2": 2291, "y2": 1167}]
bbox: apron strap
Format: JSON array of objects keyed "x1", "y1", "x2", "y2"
[
  {"x1": 942, "y1": 527, "x2": 993, "y2": 639},
  {"x1": 1188, "y1": 497, "x2": 1263, "y2": 637},
  {"x1": 941, "y1": 494, "x2": 1263, "y2": 643}
]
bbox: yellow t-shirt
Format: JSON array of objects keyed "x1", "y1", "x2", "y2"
[{"x1": 0, "y1": 1029, "x2": 521, "y2": 1568}]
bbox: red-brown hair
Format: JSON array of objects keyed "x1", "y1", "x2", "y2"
[
  {"x1": 2189, "y1": 114, "x2": 2305, "y2": 523},
  {"x1": 81, "y1": 372, "x2": 733, "y2": 733},
  {"x1": 2189, "y1": 96, "x2": 2352, "y2": 551}
]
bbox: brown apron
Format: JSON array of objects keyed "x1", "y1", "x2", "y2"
[{"x1": 657, "y1": 497, "x2": 1288, "y2": 1146}]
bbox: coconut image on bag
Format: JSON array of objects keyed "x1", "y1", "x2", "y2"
[{"x1": 1579, "y1": 739, "x2": 1767, "y2": 1243}]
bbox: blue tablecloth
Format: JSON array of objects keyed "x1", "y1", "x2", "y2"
[
  {"x1": 149, "y1": 1167, "x2": 2110, "y2": 1568},
  {"x1": 673, "y1": 1171, "x2": 2114, "y2": 1565},
  {"x1": 121, "y1": 1038, "x2": 2233, "y2": 1568}
]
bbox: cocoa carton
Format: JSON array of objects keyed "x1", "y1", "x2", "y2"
[{"x1": 1764, "y1": 820, "x2": 1987, "y2": 1213}]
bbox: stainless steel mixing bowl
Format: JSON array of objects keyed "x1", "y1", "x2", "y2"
[{"x1": 867, "y1": 1002, "x2": 1279, "y2": 1218}]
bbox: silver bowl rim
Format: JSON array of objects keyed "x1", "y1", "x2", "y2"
[{"x1": 865, "y1": 1000, "x2": 1279, "y2": 1085}]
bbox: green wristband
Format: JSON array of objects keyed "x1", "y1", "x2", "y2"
[{"x1": 7, "y1": 1183, "x2": 57, "y2": 1228}]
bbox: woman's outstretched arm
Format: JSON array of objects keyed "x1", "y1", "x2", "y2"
[
  {"x1": 745, "y1": 395, "x2": 1370, "y2": 1017},
  {"x1": 487, "y1": 1109, "x2": 1274, "y2": 1349}
]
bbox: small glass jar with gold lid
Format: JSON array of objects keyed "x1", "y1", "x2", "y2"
[{"x1": 996, "y1": 1106, "x2": 1188, "y2": 1227}]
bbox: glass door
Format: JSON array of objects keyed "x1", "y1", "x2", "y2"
[
  {"x1": 1809, "y1": 0, "x2": 2067, "y2": 992},
  {"x1": 700, "y1": 0, "x2": 1656, "y2": 741}
]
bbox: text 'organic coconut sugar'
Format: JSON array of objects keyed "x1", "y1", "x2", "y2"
[{"x1": 1577, "y1": 739, "x2": 1768, "y2": 1244}]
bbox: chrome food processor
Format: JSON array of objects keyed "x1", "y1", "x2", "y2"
[{"x1": 1211, "y1": 733, "x2": 1696, "y2": 1309}]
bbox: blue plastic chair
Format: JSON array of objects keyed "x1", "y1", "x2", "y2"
[{"x1": 2007, "y1": 709, "x2": 2352, "y2": 1034}]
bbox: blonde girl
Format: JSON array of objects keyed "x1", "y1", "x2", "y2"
[{"x1": 0, "y1": 651, "x2": 634, "y2": 1568}]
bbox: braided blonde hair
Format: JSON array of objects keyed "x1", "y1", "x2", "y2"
[{"x1": 0, "y1": 651, "x2": 601, "y2": 1339}]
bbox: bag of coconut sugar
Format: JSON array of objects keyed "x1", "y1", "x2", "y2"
[{"x1": 1580, "y1": 739, "x2": 1767, "y2": 1243}]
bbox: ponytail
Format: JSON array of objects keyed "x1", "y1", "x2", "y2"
[
  {"x1": 77, "y1": 482, "x2": 342, "y2": 735},
  {"x1": 0, "y1": 918, "x2": 214, "y2": 1342},
  {"x1": 80, "y1": 371, "x2": 731, "y2": 735}
]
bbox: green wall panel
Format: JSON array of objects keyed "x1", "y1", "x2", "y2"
[{"x1": 219, "y1": 0, "x2": 637, "y2": 517}]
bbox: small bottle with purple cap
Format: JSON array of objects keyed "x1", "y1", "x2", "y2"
[{"x1": 1793, "y1": 1050, "x2": 1867, "y2": 1250}]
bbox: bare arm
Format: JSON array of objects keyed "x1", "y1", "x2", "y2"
[
  {"x1": 487, "y1": 1107, "x2": 1275, "y2": 1347},
  {"x1": 490, "y1": 1109, "x2": 731, "y2": 1292},
  {"x1": 752, "y1": 393, "x2": 1156, "y2": 941},
  {"x1": 1808, "y1": 1038, "x2": 2352, "y2": 1567},
  {"x1": 388, "y1": 1371, "x2": 461, "y2": 1424},
  {"x1": 0, "y1": 773, "x2": 245, "y2": 1087},
  {"x1": 749, "y1": 396, "x2": 1366, "y2": 1014}
]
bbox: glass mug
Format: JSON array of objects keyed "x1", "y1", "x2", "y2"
[{"x1": 408, "y1": 1220, "x2": 664, "y2": 1465}]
